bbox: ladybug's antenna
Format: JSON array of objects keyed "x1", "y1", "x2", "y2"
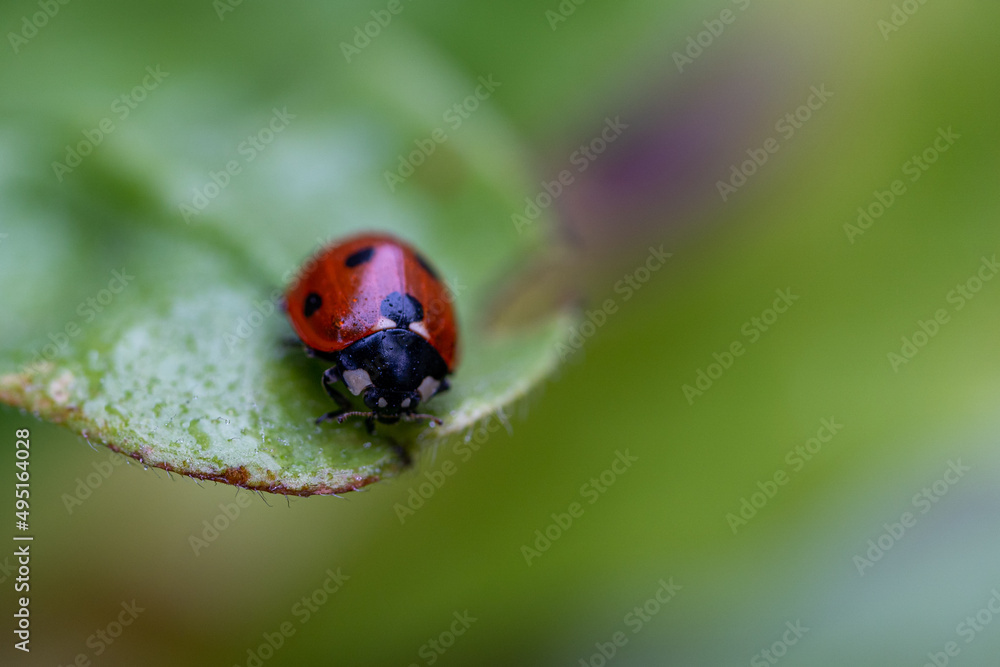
[{"x1": 402, "y1": 413, "x2": 443, "y2": 427}]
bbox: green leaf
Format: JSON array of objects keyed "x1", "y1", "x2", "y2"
[{"x1": 0, "y1": 31, "x2": 571, "y2": 495}]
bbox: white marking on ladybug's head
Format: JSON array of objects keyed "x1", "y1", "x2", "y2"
[
  {"x1": 416, "y1": 376, "x2": 440, "y2": 402},
  {"x1": 377, "y1": 397, "x2": 388, "y2": 408},
  {"x1": 401, "y1": 397, "x2": 411, "y2": 409},
  {"x1": 376, "y1": 316, "x2": 397, "y2": 330},
  {"x1": 409, "y1": 321, "x2": 430, "y2": 339},
  {"x1": 342, "y1": 369, "x2": 373, "y2": 396}
]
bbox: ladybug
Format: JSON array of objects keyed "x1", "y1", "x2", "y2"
[{"x1": 285, "y1": 232, "x2": 458, "y2": 433}]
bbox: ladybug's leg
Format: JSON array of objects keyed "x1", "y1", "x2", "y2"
[
  {"x1": 364, "y1": 415, "x2": 376, "y2": 435},
  {"x1": 321, "y1": 368, "x2": 352, "y2": 408},
  {"x1": 315, "y1": 367, "x2": 354, "y2": 424},
  {"x1": 384, "y1": 437, "x2": 412, "y2": 467}
]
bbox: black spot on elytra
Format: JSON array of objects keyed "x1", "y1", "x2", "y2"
[
  {"x1": 380, "y1": 291, "x2": 424, "y2": 328},
  {"x1": 345, "y1": 246, "x2": 374, "y2": 268},
  {"x1": 304, "y1": 292, "x2": 323, "y2": 318},
  {"x1": 415, "y1": 253, "x2": 439, "y2": 280}
]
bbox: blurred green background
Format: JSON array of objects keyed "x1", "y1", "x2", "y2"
[{"x1": 3, "y1": 0, "x2": 1000, "y2": 665}]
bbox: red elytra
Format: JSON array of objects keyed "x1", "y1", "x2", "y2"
[{"x1": 286, "y1": 232, "x2": 457, "y2": 370}]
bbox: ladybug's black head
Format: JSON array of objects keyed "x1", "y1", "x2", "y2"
[{"x1": 362, "y1": 386, "x2": 422, "y2": 423}]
